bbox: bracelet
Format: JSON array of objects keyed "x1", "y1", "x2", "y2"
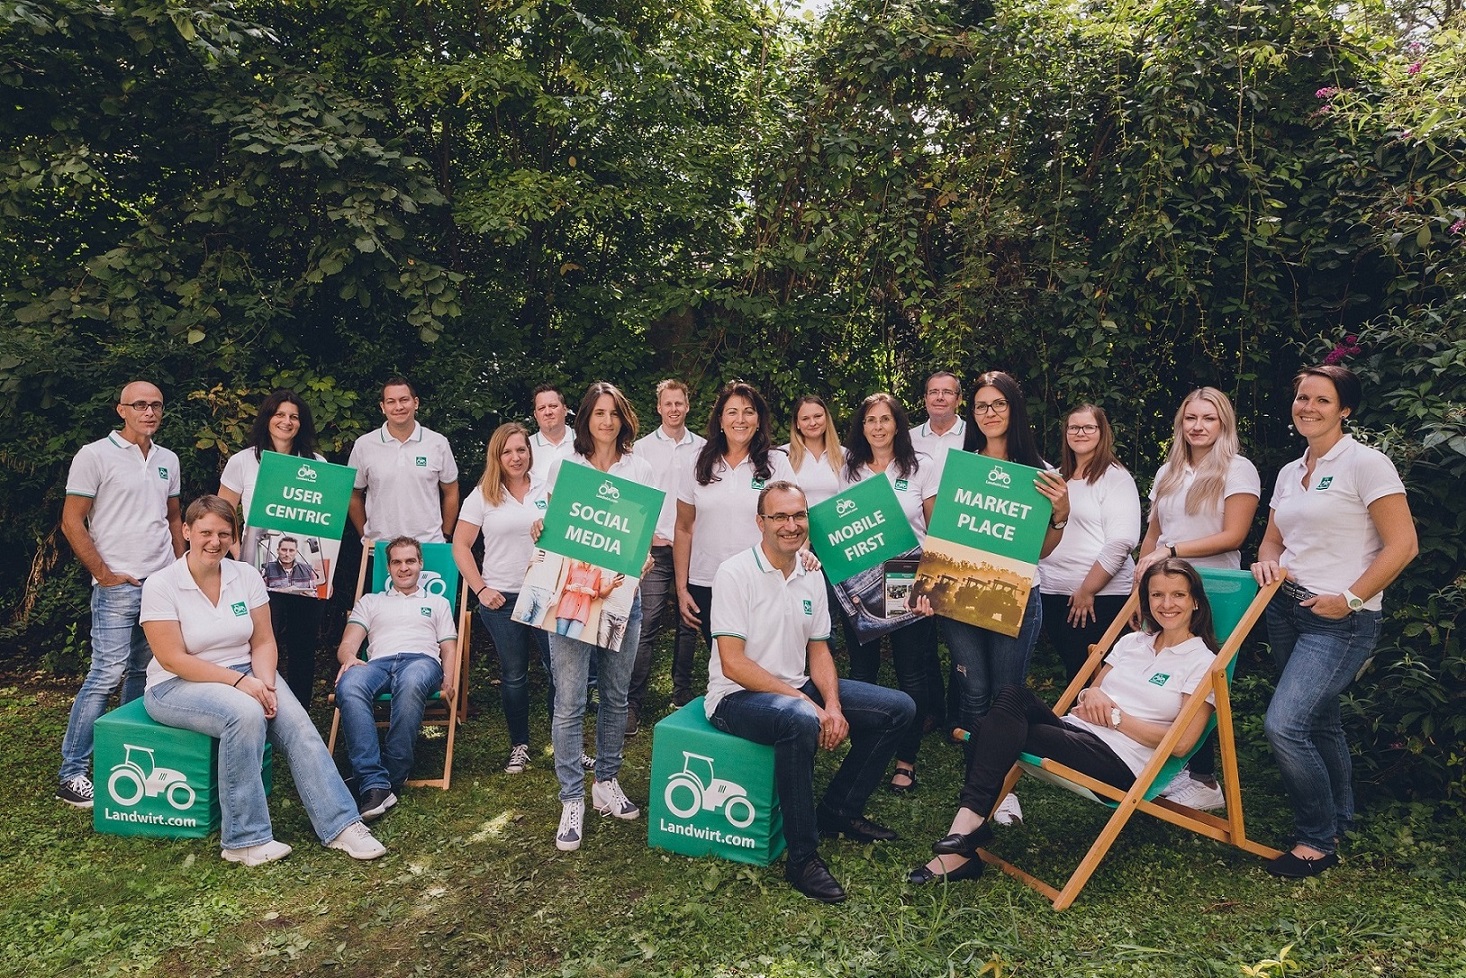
[
  {"x1": 1168, "y1": 544, "x2": 1178, "y2": 558},
  {"x1": 232, "y1": 673, "x2": 245, "y2": 687}
]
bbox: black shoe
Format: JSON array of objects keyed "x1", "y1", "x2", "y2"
[
  {"x1": 785, "y1": 854, "x2": 847, "y2": 903},
  {"x1": 1266, "y1": 849, "x2": 1339, "y2": 878},
  {"x1": 931, "y1": 820, "x2": 994, "y2": 857},
  {"x1": 357, "y1": 787, "x2": 398, "y2": 822},
  {"x1": 908, "y1": 854, "x2": 986, "y2": 885},
  {"x1": 672, "y1": 689, "x2": 695, "y2": 708},
  {"x1": 625, "y1": 709, "x2": 640, "y2": 738},
  {"x1": 817, "y1": 811, "x2": 898, "y2": 844},
  {"x1": 888, "y1": 765, "x2": 917, "y2": 795}
]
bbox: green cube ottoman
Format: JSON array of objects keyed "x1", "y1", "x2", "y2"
[
  {"x1": 647, "y1": 697, "x2": 784, "y2": 866},
  {"x1": 93, "y1": 698, "x2": 273, "y2": 839}
]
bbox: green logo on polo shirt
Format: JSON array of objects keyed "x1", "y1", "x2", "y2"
[
  {"x1": 1316, "y1": 476, "x2": 1333, "y2": 490},
  {"x1": 751, "y1": 478, "x2": 766, "y2": 490},
  {"x1": 894, "y1": 478, "x2": 909, "y2": 491},
  {"x1": 1148, "y1": 672, "x2": 1170, "y2": 687},
  {"x1": 230, "y1": 602, "x2": 247, "y2": 616},
  {"x1": 420, "y1": 607, "x2": 432, "y2": 616},
  {"x1": 802, "y1": 599, "x2": 812, "y2": 615},
  {"x1": 415, "y1": 456, "x2": 428, "y2": 467},
  {"x1": 158, "y1": 467, "x2": 168, "y2": 479},
  {"x1": 535, "y1": 499, "x2": 547, "y2": 509}
]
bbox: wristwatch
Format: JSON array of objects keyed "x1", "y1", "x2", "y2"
[
  {"x1": 1109, "y1": 707, "x2": 1122, "y2": 729},
  {"x1": 1343, "y1": 589, "x2": 1365, "y2": 612},
  {"x1": 1050, "y1": 518, "x2": 1068, "y2": 530}
]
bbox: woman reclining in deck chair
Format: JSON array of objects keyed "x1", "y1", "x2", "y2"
[{"x1": 908, "y1": 557, "x2": 1218, "y2": 885}]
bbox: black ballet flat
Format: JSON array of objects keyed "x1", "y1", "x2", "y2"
[
  {"x1": 931, "y1": 821, "x2": 994, "y2": 857},
  {"x1": 888, "y1": 766, "x2": 918, "y2": 795},
  {"x1": 908, "y1": 855, "x2": 986, "y2": 885}
]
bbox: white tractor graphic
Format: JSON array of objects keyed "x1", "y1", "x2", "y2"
[
  {"x1": 108, "y1": 743, "x2": 196, "y2": 811},
  {"x1": 664, "y1": 752, "x2": 755, "y2": 828}
]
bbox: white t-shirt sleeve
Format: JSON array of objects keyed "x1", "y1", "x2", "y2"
[
  {"x1": 1356, "y1": 448, "x2": 1407, "y2": 506},
  {"x1": 457, "y1": 489, "x2": 486, "y2": 529},
  {"x1": 1096, "y1": 467, "x2": 1143, "y2": 575},
  {"x1": 439, "y1": 438, "x2": 459, "y2": 485},
  {"x1": 219, "y1": 450, "x2": 249, "y2": 495},
  {"x1": 545, "y1": 456, "x2": 565, "y2": 496},
  {"x1": 139, "y1": 567, "x2": 181, "y2": 623},
  {"x1": 65, "y1": 443, "x2": 102, "y2": 497},
  {"x1": 709, "y1": 556, "x2": 750, "y2": 640},
  {"x1": 1226, "y1": 455, "x2": 1262, "y2": 501},
  {"x1": 348, "y1": 437, "x2": 368, "y2": 490},
  {"x1": 432, "y1": 598, "x2": 458, "y2": 642}
]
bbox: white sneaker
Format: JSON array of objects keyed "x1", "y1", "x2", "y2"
[
  {"x1": 221, "y1": 840, "x2": 293, "y2": 866},
  {"x1": 505, "y1": 743, "x2": 532, "y2": 775},
  {"x1": 592, "y1": 778, "x2": 641, "y2": 820},
  {"x1": 993, "y1": 792, "x2": 1023, "y2": 826},
  {"x1": 556, "y1": 799, "x2": 585, "y2": 851},
  {"x1": 327, "y1": 822, "x2": 387, "y2": 860},
  {"x1": 1161, "y1": 774, "x2": 1225, "y2": 811}
]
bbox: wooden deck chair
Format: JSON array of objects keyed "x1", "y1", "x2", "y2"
[
  {"x1": 976, "y1": 567, "x2": 1284, "y2": 909},
  {"x1": 326, "y1": 540, "x2": 472, "y2": 789}
]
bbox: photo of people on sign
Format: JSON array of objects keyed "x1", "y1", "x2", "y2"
[
  {"x1": 914, "y1": 453, "x2": 1052, "y2": 637},
  {"x1": 243, "y1": 451, "x2": 357, "y2": 600},
  {"x1": 510, "y1": 461, "x2": 662, "y2": 652},
  {"x1": 807, "y1": 477, "x2": 922, "y2": 643}
]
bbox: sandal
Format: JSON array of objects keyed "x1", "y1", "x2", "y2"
[{"x1": 889, "y1": 764, "x2": 917, "y2": 795}]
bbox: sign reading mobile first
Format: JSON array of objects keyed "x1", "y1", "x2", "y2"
[
  {"x1": 539, "y1": 461, "x2": 663, "y2": 578},
  {"x1": 807, "y1": 477, "x2": 919, "y2": 583},
  {"x1": 247, "y1": 451, "x2": 357, "y2": 534}
]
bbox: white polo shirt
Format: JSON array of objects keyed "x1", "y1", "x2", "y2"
[
  {"x1": 347, "y1": 585, "x2": 457, "y2": 662},
  {"x1": 546, "y1": 451, "x2": 659, "y2": 495},
  {"x1": 66, "y1": 433, "x2": 181, "y2": 583},
  {"x1": 458, "y1": 479, "x2": 549, "y2": 592},
  {"x1": 706, "y1": 545, "x2": 832, "y2": 716},
  {"x1": 634, "y1": 426, "x2": 706, "y2": 543},
  {"x1": 347, "y1": 422, "x2": 459, "y2": 543},
  {"x1": 220, "y1": 448, "x2": 328, "y2": 527},
  {"x1": 909, "y1": 418, "x2": 966, "y2": 473},
  {"x1": 1061, "y1": 631, "x2": 1216, "y2": 776},
  {"x1": 677, "y1": 451, "x2": 800, "y2": 587},
  {"x1": 529, "y1": 428, "x2": 576, "y2": 484},
  {"x1": 1039, "y1": 464, "x2": 1142, "y2": 596},
  {"x1": 140, "y1": 556, "x2": 268, "y2": 689},
  {"x1": 1148, "y1": 455, "x2": 1261, "y2": 570},
  {"x1": 838, "y1": 452, "x2": 940, "y2": 544},
  {"x1": 1270, "y1": 436, "x2": 1405, "y2": 611},
  {"x1": 785, "y1": 446, "x2": 841, "y2": 508}
]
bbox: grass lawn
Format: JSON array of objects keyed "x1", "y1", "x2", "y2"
[{"x1": 4, "y1": 657, "x2": 1463, "y2": 978}]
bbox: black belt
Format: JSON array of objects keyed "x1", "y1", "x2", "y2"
[{"x1": 1280, "y1": 580, "x2": 1316, "y2": 603}]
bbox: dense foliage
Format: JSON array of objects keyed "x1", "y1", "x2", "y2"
[{"x1": 2, "y1": 0, "x2": 1462, "y2": 802}]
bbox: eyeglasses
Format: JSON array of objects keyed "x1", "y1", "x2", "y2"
[
  {"x1": 760, "y1": 511, "x2": 809, "y2": 525},
  {"x1": 972, "y1": 399, "x2": 1009, "y2": 415},
  {"x1": 121, "y1": 401, "x2": 165, "y2": 414},
  {"x1": 1067, "y1": 424, "x2": 1100, "y2": 435},
  {"x1": 926, "y1": 388, "x2": 960, "y2": 398}
]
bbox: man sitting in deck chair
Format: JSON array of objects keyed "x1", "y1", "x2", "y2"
[
  {"x1": 907, "y1": 557, "x2": 1217, "y2": 885},
  {"x1": 335, "y1": 536, "x2": 458, "y2": 821}
]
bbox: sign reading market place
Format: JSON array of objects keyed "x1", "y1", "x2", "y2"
[
  {"x1": 807, "y1": 476, "x2": 919, "y2": 583},
  {"x1": 511, "y1": 461, "x2": 663, "y2": 652},
  {"x1": 915, "y1": 453, "x2": 1053, "y2": 637},
  {"x1": 243, "y1": 451, "x2": 357, "y2": 600}
]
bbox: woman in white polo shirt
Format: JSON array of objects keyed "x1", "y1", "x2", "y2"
[
  {"x1": 217, "y1": 389, "x2": 328, "y2": 710},
  {"x1": 1252, "y1": 364, "x2": 1417, "y2": 878},
  {"x1": 838, "y1": 392, "x2": 942, "y2": 793},
  {"x1": 784, "y1": 395, "x2": 842, "y2": 508},
  {"x1": 452, "y1": 422, "x2": 551, "y2": 776},
  {"x1": 541, "y1": 382, "x2": 655, "y2": 852},
  {"x1": 139, "y1": 495, "x2": 384, "y2": 866},
  {"x1": 674, "y1": 381, "x2": 798, "y2": 691}
]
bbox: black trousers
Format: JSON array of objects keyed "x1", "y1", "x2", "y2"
[{"x1": 270, "y1": 591, "x2": 325, "y2": 711}]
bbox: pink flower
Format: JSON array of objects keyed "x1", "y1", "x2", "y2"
[
  {"x1": 1451, "y1": 218, "x2": 1466, "y2": 235},
  {"x1": 1315, "y1": 86, "x2": 1338, "y2": 98},
  {"x1": 1407, "y1": 62, "x2": 1423, "y2": 76},
  {"x1": 1324, "y1": 335, "x2": 1364, "y2": 365}
]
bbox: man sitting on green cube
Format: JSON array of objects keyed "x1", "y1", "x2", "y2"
[{"x1": 706, "y1": 481, "x2": 914, "y2": 903}]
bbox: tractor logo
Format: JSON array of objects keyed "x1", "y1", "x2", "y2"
[
  {"x1": 296, "y1": 463, "x2": 318, "y2": 482},
  {"x1": 835, "y1": 498, "x2": 857, "y2": 517},
  {"x1": 597, "y1": 481, "x2": 621, "y2": 501},
  {"x1": 108, "y1": 744, "x2": 196, "y2": 811},
  {"x1": 986, "y1": 466, "x2": 1012, "y2": 488},
  {"x1": 663, "y1": 752, "x2": 755, "y2": 828}
]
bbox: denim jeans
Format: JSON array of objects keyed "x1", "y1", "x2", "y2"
[
  {"x1": 944, "y1": 587, "x2": 1042, "y2": 735},
  {"x1": 335, "y1": 652, "x2": 444, "y2": 791},
  {"x1": 842, "y1": 615, "x2": 940, "y2": 765},
  {"x1": 60, "y1": 582, "x2": 153, "y2": 781},
  {"x1": 630, "y1": 545, "x2": 697, "y2": 712},
  {"x1": 478, "y1": 594, "x2": 548, "y2": 747},
  {"x1": 711, "y1": 679, "x2": 914, "y2": 864},
  {"x1": 555, "y1": 617, "x2": 586, "y2": 640},
  {"x1": 145, "y1": 665, "x2": 360, "y2": 850},
  {"x1": 1263, "y1": 597, "x2": 1382, "y2": 854},
  {"x1": 550, "y1": 594, "x2": 642, "y2": 801}
]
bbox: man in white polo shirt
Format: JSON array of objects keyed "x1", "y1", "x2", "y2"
[
  {"x1": 707, "y1": 482, "x2": 914, "y2": 903},
  {"x1": 627, "y1": 378, "x2": 705, "y2": 732},
  {"x1": 56, "y1": 380, "x2": 184, "y2": 808},
  {"x1": 347, "y1": 377, "x2": 460, "y2": 544},
  {"x1": 528, "y1": 384, "x2": 576, "y2": 484},
  {"x1": 908, "y1": 370, "x2": 966, "y2": 468},
  {"x1": 334, "y1": 536, "x2": 458, "y2": 820}
]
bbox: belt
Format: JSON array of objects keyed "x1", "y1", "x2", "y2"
[{"x1": 1280, "y1": 580, "x2": 1316, "y2": 603}]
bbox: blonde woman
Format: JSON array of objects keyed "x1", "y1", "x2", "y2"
[{"x1": 785, "y1": 396, "x2": 843, "y2": 507}]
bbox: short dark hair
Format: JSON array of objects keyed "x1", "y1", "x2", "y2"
[
  {"x1": 278, "y1": 536, "x2": 298, "y2": 546},
  {"x1": 381, "y1": 376, "x2": 417, "y2": 399},
  {"x1": 757, "y1": 480, "x2": 806, "y2": 516},
  {"x1": 531, "y1": 383, "x2": 566, "y2": 408},
  {"x1": 384, "y1": 535, "x2": 422, "y2": 563},
  {"x1": 1294, "y1": 364, "x2": 1361, "y2": 415}
]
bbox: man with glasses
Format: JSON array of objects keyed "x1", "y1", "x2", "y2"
[
  {"x1": 56, "y1": 381, "x2": 184, "y2": 807},
  {"x1": 909, "y1": 371, "x2": 965, "y2": 468},
  {"x1": 705, "y1": 481, "x2": 914, "y2": 903}
]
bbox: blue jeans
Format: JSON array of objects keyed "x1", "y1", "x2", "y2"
[
  {"x1": 145, "y1": 665, "x2": 360, "y2": 850},
  {"x1": 711, "y1": 679, "x2": 915, "y2": 864},
  {"x1": 60, "y1": 582, "x2": 153, "y2": 781},
  {"x1": 335, "y1": 653, "x2": 444, "y2": 791},
  {"x1": 478, "y1": 595, "x2": 549, "y2": 747},
  {"x1": 1263, "y1": 597, "x2": 1382, "y2": 854},
  {"x1": 550, "y1": 595, "x2": 642, "y2": 801},
  {"x1": 555, "y1": 617, "x2": 586, "y2": 640},
  {"x1": 944, "y1": 587, "x2": 1043, "y2": 734}
]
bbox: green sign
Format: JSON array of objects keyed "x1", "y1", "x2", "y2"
[
  {"x1": 537, "y1": 461, "x2": 662, "y2": 579},
  {"x1": 916, "y1": 453, "x2": 1053, "y2": 637},
  {"x1": 242, "y1": 451, "x2": 356, "y2": 600},
  {"x1": 807, "y1": 477, "x2": 919, "y2": 583}
]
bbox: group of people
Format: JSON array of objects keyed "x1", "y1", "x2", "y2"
[{"x1": 53, "y1": 363, "x2": 1416, "y2": 896}]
